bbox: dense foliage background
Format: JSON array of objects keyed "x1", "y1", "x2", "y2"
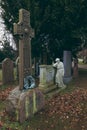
[{"x1": 0, "y1": 0, "x2": 87, "y2": 62}]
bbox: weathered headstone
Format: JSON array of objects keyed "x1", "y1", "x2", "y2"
[
  {"x1": 35, "y1": 62, "x2": 39, "y2": 76},
  {"x1": 14, "y1": 9, "x2": 34, "y2": 90},
  {"x1": 73, "y1": 58, "x2": 78, "y2": 78},
  {"x1": 2, "y1": 58, "x2": 14, "y2": 84},
  {"x1": 34, "y1": 58, "x2": 40, "y2": 77},
  {"x1": 63, "y1": 51, "x2": 72, "y2": 83}
]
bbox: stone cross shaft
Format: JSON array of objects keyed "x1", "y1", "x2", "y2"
[{"x1": 14, "y1": 9, "x2": 34, "y2": 90}]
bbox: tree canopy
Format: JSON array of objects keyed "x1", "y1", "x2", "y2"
[
  {"x1": 1, "y1": 0, "x2": 87, "y2": 61},
  {"x1": 0, "y1": 37, "x2": 15, "y2": 62}
]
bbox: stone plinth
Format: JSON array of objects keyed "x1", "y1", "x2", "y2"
[
  {"x1": 6, "y1": 87, "x2": 45, "y2": 123},
  {"x1": 39, "y1": 65, "x2": 54, "y2": 91}
]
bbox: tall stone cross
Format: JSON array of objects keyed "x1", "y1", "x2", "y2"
[{"x1": 14, "y1": 9, "x2": 34, "y2": 90}]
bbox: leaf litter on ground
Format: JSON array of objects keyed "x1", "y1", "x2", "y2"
[{"x1": 0, "y1": 83, "x2": 87, "y2": 130}]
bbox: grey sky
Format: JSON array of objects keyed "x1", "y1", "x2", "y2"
[
  {"x1": 0, "y1": 6, "x2": 16, "y2": 49},
  {"x1": 0, "y1": 6, "x2": 5, "y2": 46}
]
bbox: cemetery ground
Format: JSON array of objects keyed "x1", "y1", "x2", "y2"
[{"x1": 0, "y1": 67, "x2": 87, "y2": 130}]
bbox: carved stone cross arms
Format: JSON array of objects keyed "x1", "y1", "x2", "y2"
[{"x1": 14, "y1": 9, "x2": 34, "y2": 39}]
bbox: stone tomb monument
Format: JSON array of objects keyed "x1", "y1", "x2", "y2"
[
  {"x1": 63, "y1": 51, "x2": 72, "y2": 83},
  {"x1": 6, "y1": 9, "x2": 45, "y2": 123},
  {"x1": 2, "y1": 58, "x2": 14, "y2": 84}
]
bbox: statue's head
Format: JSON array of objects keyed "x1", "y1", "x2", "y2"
[{"x1": 55, "y1": 58, "x2": 60, "y2": 63}]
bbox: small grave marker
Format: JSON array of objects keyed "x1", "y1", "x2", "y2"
[{"x1": 2, "y1": 58, "x2": 14, "y2": 84}]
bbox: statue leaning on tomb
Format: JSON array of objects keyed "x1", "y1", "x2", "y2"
[{"x1": 52, "y1": 58, "x2": 66, "y2": 88}]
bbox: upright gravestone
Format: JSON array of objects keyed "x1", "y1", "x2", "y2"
[
  {"x1": 34, "y1": 58, "x2": 40, "y2": 77},
  {"x1": 63, "y1": 51, "x2": 72, "y2": 83},
  {"x1": 14, "y1": 9, "x2": 34, "y2": 90},
  {"x1": 2, "y1": 58, "x2": 14, "y2": 84},
  {"x1": 73, "y1": 58, "x2": 78, "y2": 78}
]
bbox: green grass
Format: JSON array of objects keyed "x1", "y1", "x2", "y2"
[
  {"x1": 60, "y1": 80, "x2": 76, "y2": 94},
  {"x1": 0, "y1": 68, "x2": 87, "y2": 130},
  {"x1": 0, "y1": 101, "x2": 5, "y2": 111},
  {"x1": 1, "y1": 110, "x2": 74, "y2": 130},
  {"x1": 0, "y1": 83, "x2": 77, "y2": 130}
]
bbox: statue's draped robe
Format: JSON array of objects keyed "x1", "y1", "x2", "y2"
[{"x1": 53, "y1": 61, "x2": 66, "y2": 88}]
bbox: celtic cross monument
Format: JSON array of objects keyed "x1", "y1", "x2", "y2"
[{"x1": 14, "y1": 9, "x2": 34, "y2": 90}]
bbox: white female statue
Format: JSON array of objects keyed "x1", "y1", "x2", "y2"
[{"x1": 53, "y1": 58, "x2": 66, "y2": 88}]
